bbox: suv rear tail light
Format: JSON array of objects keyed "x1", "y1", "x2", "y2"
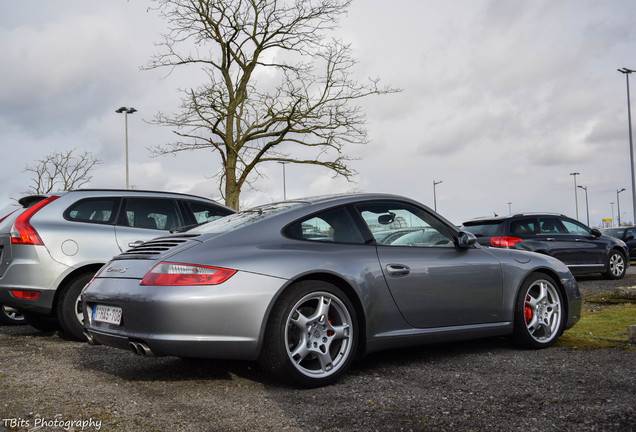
[
  {"x1": 11, "y1": 290, "x2": 41, "y2": 300},
  {"x1": 10, "y1": 196, "x2": 60, "y2": 245},
  {"x1": 491, "y1": 236, "x2": 523, "y2": 247},
  {"x1": 140, "y1": 262, "x2": 237, "y2": 286}
]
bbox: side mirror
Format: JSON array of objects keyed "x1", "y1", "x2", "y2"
[
  {"x1": 591, "y1": 228, "x2": 602, "y2": 238},
  {"x1": 626, "y1": 234, "x2": 635, "y2": 241},
  {"x1": 378, "y1": 212, "x2": 396, "y2": 225},
  {"x1": 457, "y1": 231, "x2": 477, "y2": 248}
]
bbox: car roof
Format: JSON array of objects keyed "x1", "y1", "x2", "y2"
[{"x1": 463, "y1": 212, "x2": 569, "y2": 224}]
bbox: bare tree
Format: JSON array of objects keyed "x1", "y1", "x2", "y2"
[
  {"x1": 24, "y1": 149, "x2": 102, "y2": 194},
  {"x1": 147, "y1": 0, "x2": 399, "y2": 209}
]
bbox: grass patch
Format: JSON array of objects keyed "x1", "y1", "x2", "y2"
[{"x1": 557, "y1": 303, "x2": 636, "y2": 350}]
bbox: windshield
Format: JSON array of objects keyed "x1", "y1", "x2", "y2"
[{"x1": 191, "y1": 202, "x2": 306, "y2": 234}]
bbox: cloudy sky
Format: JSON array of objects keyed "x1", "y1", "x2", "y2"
[{"x1": 1, "y1": 0, "x2": 636, "y2": 226}]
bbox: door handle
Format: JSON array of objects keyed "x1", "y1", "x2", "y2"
[
  {"x1": 386, "y1": 264, "x2": 411, "y2": 277},
  {"x1": 128, "y1": 240, "x2": 145, "y2": 248},
  {"x1": 545, "y1": 237, "x2": 555, "y2": 241}
]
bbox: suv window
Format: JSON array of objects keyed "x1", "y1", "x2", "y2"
[
  {"x1": 121, "y1": 198, "x2": 184, "y2": 231},
  {"x1": 462, "y1": 221, "x2": 501, "y2": 238},
  {"x1": 285, "y1": 206, "x2": 364, "y2": 244},
  {"x1": 509, "y1": 218, "x2": 537, "y2": 235},
  {"x1": 184, "y1": 200, "x2": 233, "y2": 224},
  {"x1": 356, "y1": 201, "x2": 453, "y2": 247},
  {"x1": 538, "y1": 217, "x2": 566, "y2": 234},
  {"x1": 561, "y1": 219, "x2": 591, "y2": 235},
  {"x1": 64, "y1": 198, "x2": 120, "y2": 224}
]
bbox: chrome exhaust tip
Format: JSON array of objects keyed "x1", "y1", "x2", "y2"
[
  {"x1": 129, "y1": 340, "x2": 155, "y2": 357},
  {"x1": 84, "y1": 331, "x2": 98, "y2": 345}
]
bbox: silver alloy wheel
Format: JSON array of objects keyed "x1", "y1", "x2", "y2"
[
  {"x1": 284, "y1": 291, "x2": 354, "y2": 379},
  {"x1": 74, "y1": 295, "x2": 84, "y2": 324},
  {"x1": 523, "y1": 279, "x2": 562, "y2": 343},
  {"x1": 609, "y1": 252, "x2": 625, "y2": 277}
]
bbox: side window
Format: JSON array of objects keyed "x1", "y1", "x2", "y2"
[
  {"x1": 539, "y1": 217, "x2": 566, "y2": 234},
  {"x1": 184, "y1": 200, "x2": 233, "y2": 224},
  {"x1": 121, "y1": 198, "x2": 184, "y2": 231},
  {"x1": 561, "y1": 219, "x2": 591, "y2": 235},
  {"x1": 509, "y1": 218, "x2": 537, "y2": 235},
  {"x1": 64, "y1": 198, "x2": 119, "y2": 224},
  {"x1": 355, "y1": 201, "x2": 453, "y2": 247},
  {"x1": 626, "y1": 229, "x2": 636, "y2": 240},
  {"x1": 285, "y1": 206, "x2": 364, "y2": 244}
]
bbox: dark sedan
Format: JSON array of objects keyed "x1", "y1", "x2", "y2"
[{"x1": 82, "y1": 194, "x2": 581, "y2": 387}]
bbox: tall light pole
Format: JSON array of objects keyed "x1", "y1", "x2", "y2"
[
  {"x1": 508, "y1": 202, "x2": 512, "y2": 214},
  {"x1": 433, "y1": 180, "x2": 443, "y2": 212},
  {"x1": 617, "y1": 188, "x2": 626, "y2": 226},
  {"x1": 278, "y1": 161, "x2": 288, "y2": 200},
  {"x1": 115, "y1": 107, "x2": 137, "y2": 189},
  {"x1": 570, "y1": 172, "x2": 580, "y2": 220},
  {"x1": 610, "y1": 202, "x2": 615, "y2": 227},
  {"x1": 618, "y1": 68, "x2": 636, "y2": 226},
  {"x1": 577, "y1": 185, "x2": 589, "y2": 226}
]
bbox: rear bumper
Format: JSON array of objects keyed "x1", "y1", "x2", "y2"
[
  {"x1": 0, "y1": 244, "x2": 71, "y2": 313},
  {"x1": 81, "y1": 270, "x2": 287, "y2": 361}
]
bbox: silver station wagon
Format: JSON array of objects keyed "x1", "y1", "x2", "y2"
[
  {"x1": 0, "y1": 189, "x2": 233, "y2": 339},
  {"x1": 82, "y1": 193, "x2": 582, "y2": 387}
]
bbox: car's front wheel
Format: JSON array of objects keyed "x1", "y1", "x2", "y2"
[
  {"x1": 258, "y1": 281, "x2": 358, "y2": 388},
  {"x1": 511, "y1": 273, "x2": 564, "y2": 349},
  {"x1": 603, "y1": 250, "x2": 626, "y2": 280}
]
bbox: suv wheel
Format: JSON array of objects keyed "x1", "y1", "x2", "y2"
[
  {"x1": 57, "y1": 273, "x2": 93, "y2": 341},
  {"x1": 603, "y1": 250, "x2": 626, "y2": 280}
]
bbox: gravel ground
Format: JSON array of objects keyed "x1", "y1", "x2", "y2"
[{"x1": 1, "y1": 273, "x2": 634, "y2": 432}]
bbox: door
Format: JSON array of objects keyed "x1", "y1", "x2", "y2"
[{"x1": 355, "y1": 201, "x2": 503, "y2": 328}]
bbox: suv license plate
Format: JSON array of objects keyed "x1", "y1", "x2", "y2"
[{"x1": 92, "y1": 305, "x2": 122, "y2": 325}]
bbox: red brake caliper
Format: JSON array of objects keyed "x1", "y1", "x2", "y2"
[{"x1": 524, "y1": 295, "x2": 533, "y2": 323}]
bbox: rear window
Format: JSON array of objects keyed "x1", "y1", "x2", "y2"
[
  {"x1": 183, "y1": 200, "x2": 234, "y2": 224},
  {"x1": 192, "y1": 202, "x2": 305, "y2": 234},
  {"x1": 462, "y1": 221, "x2": 502, "y2": 238},
  {"x1": 64, "y1": 198, "x2": 120, "y2": 224}
]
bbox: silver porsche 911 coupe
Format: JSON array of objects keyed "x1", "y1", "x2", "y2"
[{"x1": 81, "y1": 193, "x2": 581, "y2": 387}]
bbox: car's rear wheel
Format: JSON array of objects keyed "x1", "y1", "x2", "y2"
[
  {"x1": 602, "y1": 250, "x2": 626, "y2": 280},
  {"x1": 258, "y1": 281, "x2": 358, "y2": 388},
  {"x1": 57, "y1": 273, "x2": 93, "y2": 341},
  {"x1": 511, "y1": 273, "x2": 564, "y2": 349},
  {"x1": 0, "y1": 305, "x2": 26, "y2": 326}
]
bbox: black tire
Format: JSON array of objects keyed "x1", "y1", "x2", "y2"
[
  {"x1": 23, "y1": 312, "x2": 62, "y2": 332},
  {"x1": 0, "y1": 305, "x2": 26, "y2": 326},
  {"x1": 602, "y1": 250, "x2": 626, "y2": 280},
  {"x1": 510, "y1": 273, "x2": 564, "y2": 349},
  {"x1": 57, "y1": 273, "x2": 94, "y2": 341},
  {"x1": 258, "y1": 281, "x2": 358, "y2": 388}
]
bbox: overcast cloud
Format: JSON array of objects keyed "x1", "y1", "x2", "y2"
[{"x1": 1, "y1": 0, "x2": 635, "y2": 226}]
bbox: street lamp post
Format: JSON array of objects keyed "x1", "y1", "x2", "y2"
[
  {"x1": 508, "y1": 202, "x2": 512, "y2": 214},
  {"x1": 570, "y1": 172, "x2": 580, "y2": 220},
  {"x1": 278, "y1": 161, "x2": 288, "y2": 200},
  {"x1": 433, "y1": 180, "x2": 443, "y2": 212},
  {"x1": 617, "y1": 188, "x2": 626, "y2": 226},
  {"x1": 610, "y1": 202, "x2": 615, "y2": 227},
  {"x1": 115, "y1": 107, "x2": 137, "y2": 189},
  {"x1": 577, "y1": 186, "x2": 589, "y2": 226},
  {"x1": 618, "y1": 68, "x2": 636, "y2": 226}
]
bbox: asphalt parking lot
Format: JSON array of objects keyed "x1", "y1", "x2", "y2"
[{"x1": 1, "y1": 273, "x2": 634, "y2": 432}]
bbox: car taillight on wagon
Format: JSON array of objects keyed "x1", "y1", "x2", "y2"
[
  {"x1": 491, "y1": 236, "x2": 523, "y2": 247},
  {"x1": 10, "y1": 196, "x2": 60, "y2": 245}
]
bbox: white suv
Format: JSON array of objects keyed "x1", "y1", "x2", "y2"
[{"x1": 0, "y1": 189, "x2": 233, "y2": 339}]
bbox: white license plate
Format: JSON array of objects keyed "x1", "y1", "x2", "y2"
[{"x1": 92, "y1": 305, "x2": 122, "y2": 325}]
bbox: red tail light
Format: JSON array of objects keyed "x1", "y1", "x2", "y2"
[
  {"x1": 491, "y1": 236, "x2": 523, "y2": 247},
  {"x1": 140, "y1": 262, "x2": 237, "y2": 286},
  {"x1": 11, "y1": 290, "x2": 41, "y2": 300},
  {"x1": 10, "y1": 196, "x2": 60, "y2": 245}
]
